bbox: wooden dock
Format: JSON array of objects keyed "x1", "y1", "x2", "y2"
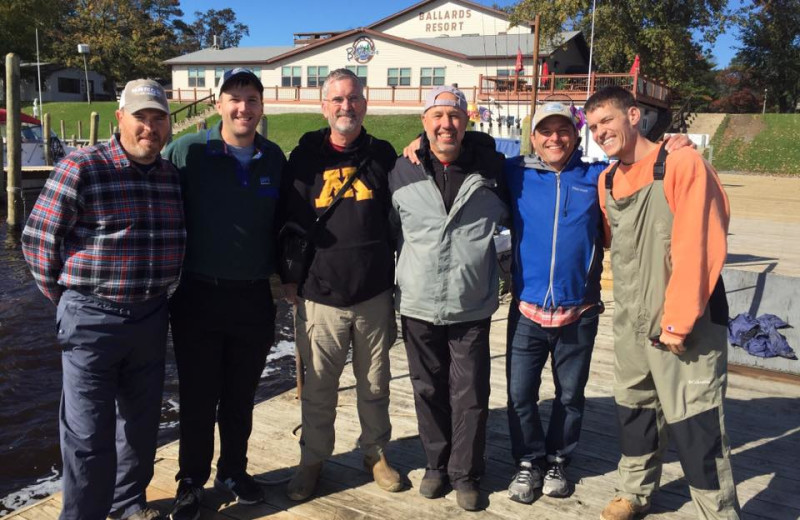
[{"x1": 6, "y1": 294, "x2": 800, "y2": 520}]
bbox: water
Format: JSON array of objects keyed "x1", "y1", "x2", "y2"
[{"x1": 0, "y1": 214, "x2": 298, "y2": 514}]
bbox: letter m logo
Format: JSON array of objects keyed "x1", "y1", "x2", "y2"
[{"x1": 315, "y1": 167, "x2": 374, "y2": 208}]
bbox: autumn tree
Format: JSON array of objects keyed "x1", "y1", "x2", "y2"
[
  {"x1": 508, "y1": 0, "x2": 735, "y2": 98},
  {"x1": 734, "y1": 0, "x2": 799, "y2": 113},
  {"x1": 181, "y1": 8, "x2": 250, "y2": 51}
]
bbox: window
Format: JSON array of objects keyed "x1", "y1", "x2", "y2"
[
  {"x1": 496, "y1": 69, "x2": 512, "y2": 77},
  {"x1": 346, "y1": 65, "x2": 368, "y2": 86},
  {"x1": 282, "y1": 66, "x2": 301, "y2": 87},
  {"x1": 307, "y1": 66, "x2": 329, "y2": 88},
  {"x1": 215, "y1": 67, "x2": 225, "y2": 87},
  {"x1": 188, "y1": 67, "x2": 205, "y2": 88},
  {"x1": 58, "y1": 77, "x2": 81, "y2": 94},
  {"x1": 387, "y1": 68, "x2": 411, "y2": 87},
  {"x1": 420, "y1": 67, "x2": 445, "y2": 86}
]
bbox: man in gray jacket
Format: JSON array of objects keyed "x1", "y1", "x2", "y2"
[{"x1": 389, "y1": 86, "x2": 508, "y2": 511}]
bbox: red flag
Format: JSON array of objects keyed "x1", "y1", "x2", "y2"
[
  {"x1": 540, "y1": 62, "x2": 549, "y2": 86},
  {"x1": 515, "y1": 48, "x2": 524, "y2": 74},
  {"x1": 630, "y1": 54, "x2": 641, "y2": 75}
]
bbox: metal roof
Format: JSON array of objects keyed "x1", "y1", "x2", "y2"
[
  {"x1": 164, "y1": 46, "x2": 294, "y2": 65},
  {"x1": 413, "y1": 31, "x2": 581, "y2": 58}
]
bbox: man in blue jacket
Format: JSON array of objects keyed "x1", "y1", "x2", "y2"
[{"x1": 504, "y1": 102, "x2": 607, "y2": 503}]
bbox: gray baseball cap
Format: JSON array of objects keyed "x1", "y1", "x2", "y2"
[
  {"x1": 424, "y1": 85, "x2": 468, "y2": 114},
  {"x1": 119, "y1": 79, "x2": 169, "y2": 115},
  {"x1": 532, "y1": 102, "x2": 576, "y2": 132}
]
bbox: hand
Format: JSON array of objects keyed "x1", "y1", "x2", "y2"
[
  {"x1": 664, "y1": 133, "x2": 696, "y2": 153},
  {"x1": 658, "y1": 332, "x2": 686, "y2": 355},
  {"x1": 282, "y1": 283, "x2": 298, "y2": 306},
  {"x1": 402, "y1": 137, "x2": 422, "y2": 165}
]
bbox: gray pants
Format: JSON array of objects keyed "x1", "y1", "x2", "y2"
[{"x1": 57, "y1": 289, "x2": 168, "y2": 520}]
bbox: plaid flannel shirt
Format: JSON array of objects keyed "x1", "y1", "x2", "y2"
[{"x1": 21, "y1": 136, "x2": 186, "y2": 304}]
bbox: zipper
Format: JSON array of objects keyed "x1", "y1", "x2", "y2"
[{"x1": 543, "y1": 172, "x2": 561, "y2": 308}]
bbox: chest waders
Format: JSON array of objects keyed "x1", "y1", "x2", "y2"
[{"x1": 604, "y1": 143, "x2": 740, "y2": 518}]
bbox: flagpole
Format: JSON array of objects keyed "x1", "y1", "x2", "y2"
[
  {"x1": 585, "y1": 0, "x2": 596, "y2": 102},
  {"x1": 36, "y1": 27, "x2": 43, "y2": 107}
]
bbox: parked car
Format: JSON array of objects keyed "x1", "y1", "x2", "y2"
[{"x1": 1, "y1": 109, "x2": 73, "y2": 167}]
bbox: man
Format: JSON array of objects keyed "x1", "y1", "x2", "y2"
[
  {"x1": 163, "y1": 68, "x2": 285, "y2": 518},
  {"x1": 278, "y1": 68, "x2": 402, "y2": 501},
  {"x1": 21, "y1": 79, "x2": 185, "y2": 520},
  {"x1": 390, "y1": 86, "x2": 508, "y2": 511},
  {"x1": 585, "y1": 86, "x2": 740, "y2": 520},
  {"x1": 503, "y1": 102, "x2": 607, "y2": 503}
]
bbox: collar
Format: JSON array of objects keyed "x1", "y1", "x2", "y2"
[
  {"x1": 522, "y1": 146, "x2": 582, "y2": 173},
  {"x1": 204, "y1": 121, "x2": 266, "y2": 160}
]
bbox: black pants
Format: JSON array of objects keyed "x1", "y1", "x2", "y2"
[
  {"x1": 401, "y1": 315, "x2": 491, "y2": 487},
  {"x1": 169, "y1": 277, "x2": 275, "y2": 484}
]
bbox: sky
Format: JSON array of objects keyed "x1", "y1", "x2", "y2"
[{"x1": 176, "y1": 0, "x2": 743, "y2": 69}]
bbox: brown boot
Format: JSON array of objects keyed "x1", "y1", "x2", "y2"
[
  {"x1": 364, "y1": 453, "x2": 403, "y2": 492},
  {"x1": 286, "y1": 462, "x2": 323, "y2": 501},
  {"x1": 600, "y1": 497, "x2": 649, "y2": 520}
]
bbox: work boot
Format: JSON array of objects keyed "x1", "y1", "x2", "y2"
[
  {"x1": 286, "y1": 462, "x2": 323, "y2": 501},
  {"x1": 600, "y1": 497, "x2": 649, "y2": 520},
  {"x1": 364, "y1": 453, "x2": 403, "y2": 492},
  {"x1": 455, "y1": 482, "x2": 481, "y2": 511},
  {"x1": 419, "y1": 471, "x2": 448, "y2": 499}
]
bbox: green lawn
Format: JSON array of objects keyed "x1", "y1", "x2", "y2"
[
  {"x1": 710, "y1": 114, "x2": 800, "y2": 175},
  {"x1": 177, "y1": 113, "x2": 423, "y2": 154}
]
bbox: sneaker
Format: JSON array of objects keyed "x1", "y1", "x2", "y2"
[
  {"x1": 600, "y1": 497, "x2": 650, "y2": 520},
  {"x1": 286, "y1": 462, "x2": 323, "y2": 501},
  {"x1": 364, "y1": 453, "x2": 403, "y2": 492},
  {"x1": 418, "y1": 471, "x2": 448, "y2": 499},
  {"x1": 170, "y1": 478, "x2": 203, "y2": 520},
  {"x1": 122, "y1": 508, "x2": 166, "y2": 520},
  {"x1": 214, "y1": 473, "x2": 264, "y2": 505},
  {"x1": 507, "y1": 461, "x2": 543, "y2": 504},
  {"x1": 542, "y1": 461, "x2": 570, "y2": 497}
]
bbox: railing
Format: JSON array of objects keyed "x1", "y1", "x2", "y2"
[
  {"x1": 169, "y1": 94, "x2": 216, "y2": 126},
  {"x1": 260, "y1": 85, "x2": 482, "y2": 105},
  {"x1": 166, "y1": 88, "x2": 215, "y2": 103}
]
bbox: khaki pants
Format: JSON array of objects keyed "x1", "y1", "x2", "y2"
[{"x1": 294, "y1": 289, "x2": 396, "y2": 464}]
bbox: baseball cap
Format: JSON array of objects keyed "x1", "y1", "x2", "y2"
[
  {"x1": 424, "y1": 85, "x2": 468, "y2": 114},
  {"x1": 119, "y1": 79, "x2": 169, "y2": 115},
  {"x1": 532, "y1": 102, "x2": 577, "y2": 132},
  {"x1": 217, "y1": 67, "x2": 263, "y2": 97}
]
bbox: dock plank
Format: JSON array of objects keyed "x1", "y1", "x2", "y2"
[{"x1": 4, "y1": 295, "x2": 799, "y2": 520}]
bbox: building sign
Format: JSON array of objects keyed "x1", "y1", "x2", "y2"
[
  {"x1": 418, "y1": 9, "x2": 472, "y2": 33},
  {"x1": 347, "y1": 36, "x2": 378, "y2": 63}
]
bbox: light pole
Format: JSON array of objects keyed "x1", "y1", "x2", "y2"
[
  {"x1": 77, "y1": 43, "x2": 91, "y2": 104},
  {"x1": 762, "y1": 88, "x2": 767, "y2": 114}
]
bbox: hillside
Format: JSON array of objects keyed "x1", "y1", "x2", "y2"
[{"x1": 709, "y1": 114, "x2": 800, "y2": 175}]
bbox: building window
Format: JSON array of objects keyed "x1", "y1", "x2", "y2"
[
  {"x1": 496, "y1": 69, "x2": 512, "y2": 77},
  {"x1": 346, "y1": 65, "x2": 368, "y2": 86},
  {"x1": 58, "y1": 77, "x2": 81, "y2": 94},
  {"x1": 307, "y1": 66, "x2": 329, "y2": 88},
  {"x1": 420, "y1": 67, "x2": 445, "y2": 86},
  {"x1": 215, "y1": 67, "x2": 224, "y2": 87},
  {"x1": 387, "y1": 68, "x2": 411, "y2": 87},
  {"x1": 282, "y1": 66, "x2": 301, "y2": 87},
  {"x1": 188, "y1": 67, "x2": 205, "y2": 88}
]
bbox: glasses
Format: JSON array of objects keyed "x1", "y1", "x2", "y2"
[{"x1": 325, "y1": 95, "x2": 364, "y2": 106}]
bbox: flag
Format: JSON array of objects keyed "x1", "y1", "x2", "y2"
[
  {"x1": 540, "y1": 62, "x2": 549, "y2": 86},
  {"x1": 630, "y1": 54, "x2": 641, "y2": 75},
  {"x1": 515, "y1": 48, "x2": 524, "y2": 74}
]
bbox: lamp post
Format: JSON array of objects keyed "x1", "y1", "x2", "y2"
[
  {"x1": 77, "y1": 43, "x2": 91, "y2": 104},
  {"x1": 762, "y1": 88, "x2": 767, "y2": 114}
]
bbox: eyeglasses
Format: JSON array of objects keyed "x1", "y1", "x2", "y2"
[{"x1": 325, "y1": 95, "x2": 364, "y2": 106}]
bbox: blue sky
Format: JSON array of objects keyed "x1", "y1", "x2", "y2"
[{"x1": 177, "y1": 0, "x2": 743, "y2": 68}]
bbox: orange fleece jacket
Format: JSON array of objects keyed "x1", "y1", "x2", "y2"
[{"x1": 598, "y1": 146, "x2": 730, "y2": 342}]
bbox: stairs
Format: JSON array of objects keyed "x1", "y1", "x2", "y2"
[
  {"x1": 686, "y1": 113, "x2": 726, "y2": 138},
  {"x1": 171, "y1": 106, "x2": 216, "y2": 134}
]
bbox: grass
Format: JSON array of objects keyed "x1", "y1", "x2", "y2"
[
  {"x1": 710, "y1": 114, "x2": 800, "y2": 175},
  {"x1": 176, "y1": 113, "x2": 423, "y2": 154}
]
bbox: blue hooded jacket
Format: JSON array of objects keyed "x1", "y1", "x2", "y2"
[{"x1": 504, "y1": 150, "x2": 607, "y2": 308}]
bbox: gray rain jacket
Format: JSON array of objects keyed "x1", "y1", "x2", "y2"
[{"x1": 389, "y1": 133, "x2": 509, "y2": 325}]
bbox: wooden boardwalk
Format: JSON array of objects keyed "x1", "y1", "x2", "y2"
[{"x1": 7, "y1": 294, "x2": 800, "y2": 520}]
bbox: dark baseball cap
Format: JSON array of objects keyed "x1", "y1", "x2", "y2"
[{"x1": 217, "y1": 67, "x2": 263, "y2": 97}]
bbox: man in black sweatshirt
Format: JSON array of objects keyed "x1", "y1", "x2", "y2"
[{"x1": 278, "y1": 68, "x2": 402, "y2": 501}]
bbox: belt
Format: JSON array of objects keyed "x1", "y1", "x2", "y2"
[{"x1": 183, "y1": 272, "x2": 267, "y2": 287}]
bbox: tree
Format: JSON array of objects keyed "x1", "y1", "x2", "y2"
[
  {"x1": 183, "y1": 8, "x2": 250, "y2": 51},
  {"x1": 734, "y1": 0, "x2": 800, "y2": 113},
  {"x1": 708, "y1": 62, "x2": 762, "y2": 113},
  {"x1": 0, "y1": 0, "x2": 71, "y2": 63},
  {"x1": 507, "y1": 0, "x2": 735, "y2": 98}
]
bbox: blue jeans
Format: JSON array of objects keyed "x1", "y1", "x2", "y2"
[{"x1": 506, "y1": 303, "x2": 599, "y2": 465}]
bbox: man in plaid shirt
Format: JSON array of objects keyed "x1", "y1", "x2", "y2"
[{"x1": 21, "y1": 79, "x2": 185, "y2": 520}]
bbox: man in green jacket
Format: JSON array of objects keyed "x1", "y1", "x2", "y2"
[{"x1": 162, "y1": 68, "x2": 285, "y2": 519}]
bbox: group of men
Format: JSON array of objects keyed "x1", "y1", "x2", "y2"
[{"x1": 20, "y1": 65, "x2": 739, "y2": 520}]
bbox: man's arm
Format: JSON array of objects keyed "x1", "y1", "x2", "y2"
[{"x1": 21, "y1": 158, "x2": 83, "y2": 304}]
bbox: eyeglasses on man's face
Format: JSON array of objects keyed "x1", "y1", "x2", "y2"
[{"x1": 325, "y1": 95, "x2": 364, "y2": 106}]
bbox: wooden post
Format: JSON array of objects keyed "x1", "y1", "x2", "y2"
[
  {"x1": 77, "y1": 120, "x2": 83, "y2": 140},
  {"x1": 259, "y1": 115, "x2": 267, "y2": 138},
  {"x1": 60, "y1": 120, "x2": 66, "y2": 140},
  {"x1": 43, "y1": 113, "x2": 52, "y2": 166},
  {"x1": 6, "y1": 53, "x2": 23, "y2": 227},
  {"x1": 89, "y1": 112, "x2": 99, "y2": 145},
  {"x1": 70, "y1": 135, "x2": 76, "y2": 147},
  {"x1": 108, "y1": 122, "x2": 114, "y2": 139}
]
